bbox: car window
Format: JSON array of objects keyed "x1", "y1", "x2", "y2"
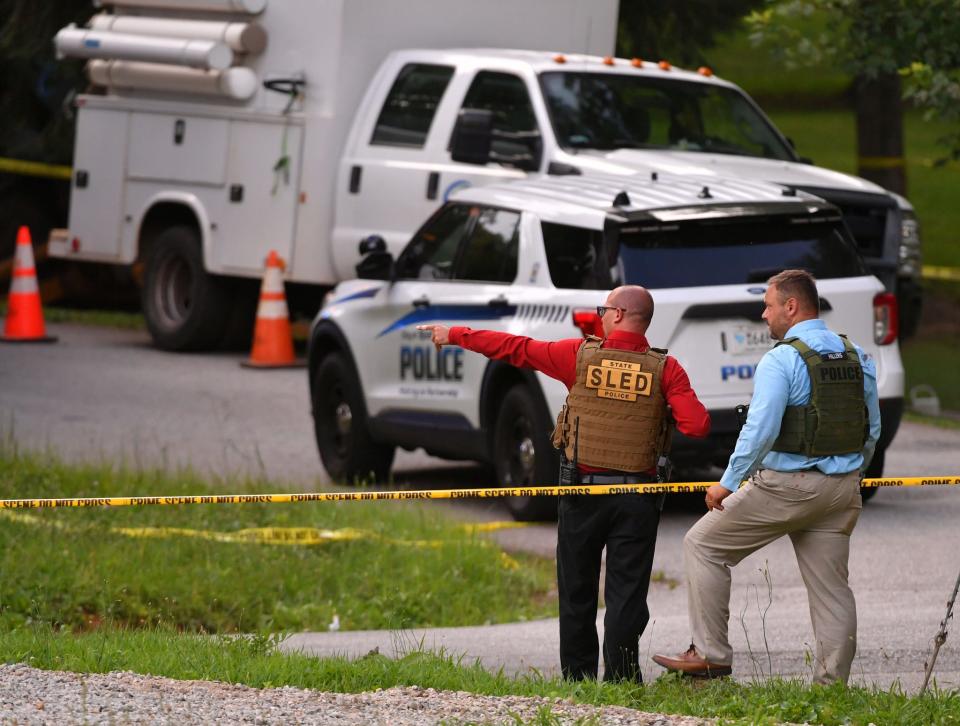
[
  {"x1": 539, "y1": 71, "x2": 794, "y2": 160},
  {"x1": 455, "y1": 208, "x2": 520, "y2": 283},
  {"x1": 396, "y1": 204, "x2": 474, "y2": 280},
  {"x1": 459, "y1": 71, "x2": 541, "y2": 168},
  {"x1": 371, "y1": 64, "x2": 454, "y2": 148},
  {"x1": 615, "y1": 218, "x2": 866, "y2": 288},
  {"x1": 541, "y1": 222, "x2": 609, "y2": 289}
]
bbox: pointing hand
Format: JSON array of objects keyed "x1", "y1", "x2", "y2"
[{"x1": 416, "y1": 324, "x2": 450, "y2": 351}]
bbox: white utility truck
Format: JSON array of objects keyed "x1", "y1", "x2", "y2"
[{"x1": 49, "y1": 0, "x2": 921, "y2": 350}]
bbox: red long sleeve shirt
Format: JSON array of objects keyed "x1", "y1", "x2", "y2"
[{"x1": 449, "y1": 326, "x2": 711, "y2": 473}]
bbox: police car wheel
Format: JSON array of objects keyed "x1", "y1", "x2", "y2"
[
  {"x1": 313, "y1": 352, "x2": 395, "y2": 484},
  {"x1": 493, "y1": 385, "x2": 559, "y2": 522}
]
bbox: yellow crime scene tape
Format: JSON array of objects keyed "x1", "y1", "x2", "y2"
[
  {"x1": 1, "y1": 476, "x2": 958, "y2": 510},
  {"x1": 923, "y1": 265, "x2": 960, "y2": 282},
  {"x1": 0, "y1": 510, "x2": 525, "y2": 567},
  {"x1": 0, "y1": 156, "x2": 73, "y2": 181}
]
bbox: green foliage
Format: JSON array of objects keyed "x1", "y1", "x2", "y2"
[
  {"x1": 902, "y1": 336, "x2": 960, "y2": 413},
  {"x1": 0, "y1": 0, "x2": 95, "y2": 162},
  {"x1": 703, "y1": 15, "x2": 851, "y2": 105},
  {"x1": 902, "y1": 63, "x2": 960, "y2": 164},
  {"x1": 616, "y1": 0, "x2": 766, "y2": 66},
  {"x1": 3, "y1": 627, "x2": 959, "y2": 725},
  {"x1": 0, "y1": 300, "x2": 146, "y2": 329},
  {"x1": 0, "y1": 450, "x2": 556, "y2": 633},
  {"x1": 745, "y1": 0, "x2": 960, "y2": 160}
]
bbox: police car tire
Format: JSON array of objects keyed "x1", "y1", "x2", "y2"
[
  {"x1": 493, "y1": 384, "x2": 559, "y2": 522},
  {"x1": 142, "y1": 226, "x2": 231, "y2": 351},
  {"x1": 313, "y1": 352, "x2": 395, "y2": 484}
]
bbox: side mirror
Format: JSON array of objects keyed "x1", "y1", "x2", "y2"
[
  {"x1": 356, "y1": 235, "x2": 394, "y2": 280},
  {"x1": 358, "y1": 234, "x2": 387, "y2": 256},
  {"x1": 451, "y1": 108, "x2": 493, "y2": 165}
]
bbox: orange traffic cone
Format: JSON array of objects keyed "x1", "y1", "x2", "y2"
[
  {"x1": 1, "y1": 226, "x2": 57, "y2": 343},
  {"x1": 241, "y1": 250, "x2": 303, "y2": 368}
]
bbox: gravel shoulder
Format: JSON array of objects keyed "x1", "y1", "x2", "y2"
[{"x1": 0, "y1": 664, "x2": 710, "y2": 726}]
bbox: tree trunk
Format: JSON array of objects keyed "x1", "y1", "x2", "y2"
[{"x1": 854, "y1": 72, "x2": 906, "y2": 196}]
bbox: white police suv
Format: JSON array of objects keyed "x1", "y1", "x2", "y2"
[{"x1": 308, "y1": 173, "x2": 904, "y2": 519}]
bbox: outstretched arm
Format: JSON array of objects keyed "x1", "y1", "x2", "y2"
[{"x1": 417, "y1": 324, "x2": 581, "y2": 387}]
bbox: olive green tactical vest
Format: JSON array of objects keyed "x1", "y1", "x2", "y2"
[
  {"x1": 771, "y1": 336, "x2": 868, "y2": 457},
  {"x1": 551, "y1": 338, "x2": 670, "y2": 472}
]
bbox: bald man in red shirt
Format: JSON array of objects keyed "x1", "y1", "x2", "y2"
[{"x1": 420, "y1": 285, "x2": 709, "y2": 682}]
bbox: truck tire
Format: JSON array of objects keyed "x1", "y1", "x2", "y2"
[
  {"x1": 492, "y1": 384, "x2": 559, "y2": 521},
  {"x1": 142, "y1": 226, "x2": 230, "y2": 351},
  {"x1": 313, "y1": 352, "x2": 394, "y2": 484}
]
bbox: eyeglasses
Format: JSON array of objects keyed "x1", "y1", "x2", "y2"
[{"x1": 596, "y1": 305, "x2": 625, "y2": 317}]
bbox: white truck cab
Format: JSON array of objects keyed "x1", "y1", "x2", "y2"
[
  {"x1": 310, "y1": 173, "x2": 904, "y2": 519},
  {"x1": 48, "y1": 0, "x2": 920, "y2": 352}
]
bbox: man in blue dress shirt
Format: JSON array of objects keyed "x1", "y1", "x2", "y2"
[{"x1": 653, "y1": 269, "x2": 881, "y2": 684}]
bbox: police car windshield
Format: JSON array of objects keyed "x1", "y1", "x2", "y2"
[
  {"x1": 614, "y1": 218, "x2": 866, "y2": 289},
  {"x1": 539, "y1": 72, "x2": 794, "y2": 160}
]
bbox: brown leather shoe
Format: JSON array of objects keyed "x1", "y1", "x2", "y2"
[{"x1": 652, "y1": 643, "x2": 732, "y2": 678}]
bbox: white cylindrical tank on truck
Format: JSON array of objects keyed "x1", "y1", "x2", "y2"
[{"x1": 56, "y1": 26, "x2": 234, "y2": 70}]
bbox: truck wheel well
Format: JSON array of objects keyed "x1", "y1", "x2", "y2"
[
  {"x1": 308, "y1": 323, "x2": 363, "y2": 413},
  {"x1": 137, "y1": 203, "x2": 202, "y2": 267},
  {"x1": 309, "y1": 334, "x2": 343, "y2": 379},
  {"x1": 480, "y1": 362, "x2": 550, "y2": 449}
]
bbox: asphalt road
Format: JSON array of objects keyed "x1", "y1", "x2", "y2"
[{"x1": 2, "y1": 322, "x2": 959, "y2": 691}]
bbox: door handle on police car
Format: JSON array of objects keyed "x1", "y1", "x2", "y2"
[
  {"x1": 488, "y1": 295, "x2": 510, "y2": 308},
  {"x1": 412, "y1": 295, "x2": 430, "y2": 308}
]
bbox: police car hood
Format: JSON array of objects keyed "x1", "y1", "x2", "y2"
[{"x1": 566, "y1": 148, "x2": 888, "y2": 196}]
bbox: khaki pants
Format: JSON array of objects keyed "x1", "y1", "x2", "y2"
[{"x1": 683, "y1": 468, "x2": 862, "y2": 684}]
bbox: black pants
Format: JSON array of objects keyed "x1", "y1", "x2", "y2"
[{"x1": 557, "y1": 492, "x2": 662, "y2": 682}]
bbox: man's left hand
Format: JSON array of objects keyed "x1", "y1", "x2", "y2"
[{"x1": 705, "y1": 484, "x2": 732, "y2": 512}]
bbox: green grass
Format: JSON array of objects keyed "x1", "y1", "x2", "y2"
[
  {"x1": 0, "y1": 450, "x2": 556, "y2": 633},
  {"x1": 901, "y1": 335, "x2": 960, "y2": 413},
  {"x1": 1, "y1": 627, "x2": 957, "y2": 726},
  {"x1": 704, "y1": 16, "x2": 852, "y2": 104},
  {"x1": 0, "y1": 299, "x2": 145, "y2": 329}
]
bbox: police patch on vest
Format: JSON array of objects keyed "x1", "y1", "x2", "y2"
[
  {"x1": 586, "y1": 359, "x2": 653, "y2": 401},
  {"x1": 819, "y1": 364, "x2": 862, "y2": 382}
]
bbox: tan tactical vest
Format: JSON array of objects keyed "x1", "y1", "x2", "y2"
[{"x1": 551, "y1": 338, "x2": 670, "y2": 472}]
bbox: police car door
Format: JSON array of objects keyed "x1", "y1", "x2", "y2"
[{"x1": 360, "y1": 202, "x2": 522, "y2": 428}]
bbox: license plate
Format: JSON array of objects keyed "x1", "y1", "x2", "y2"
[{"x1": 723, "y1": 326, "x2": 773, "y2": 355}]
